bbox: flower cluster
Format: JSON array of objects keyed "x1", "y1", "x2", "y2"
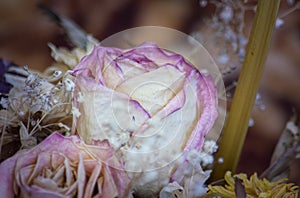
[
  {"x1": 1, "y1": 5, "x2": 300, "y2": 197},
  {"x1": 1, "y1": 35, "x2": 220, "y2": 197},
  {"x1": 0, "y1": 63, "x2": 75, "y2": 150}
]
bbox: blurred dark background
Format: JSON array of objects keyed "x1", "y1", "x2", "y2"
[{"x1": 1, "y1": 0, "x2": 300, "y2": 185}]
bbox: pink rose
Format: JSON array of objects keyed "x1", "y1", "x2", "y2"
[
  {"x1": 0, "y1": 132, "x2": 129, "y2": 198},
  {"x1": 73, "y1": 42, "x2": 218, "y2": 195}
]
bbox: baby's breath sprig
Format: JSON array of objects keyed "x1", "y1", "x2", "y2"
[
  {"x1": 0, "y1": 5, "x2": 99, "y2": 161},
  {"x1": 0, "y1": 67, "x2": 77, "y2": 159}
]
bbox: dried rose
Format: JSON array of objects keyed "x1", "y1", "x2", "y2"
[
  {"x1": 0, "y1": 132, "x2": 129, "y2": 198},
  {"x1": 73, "y1": 42, "x2": 218, "y2": 195}
]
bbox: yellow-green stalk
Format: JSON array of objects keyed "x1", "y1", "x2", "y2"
[{"x1": 211, "y1": 0, "x2": 280, "y2": 181}]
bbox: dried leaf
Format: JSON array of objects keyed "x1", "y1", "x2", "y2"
[
  {"x1": 261, "y1": 145, "x2": 298, "y2": 182},
  {"x1": 37, "y1": 4, "x2": 88, "y2": 49},
  {"x1": 260, "y1": 113, "x2": 300, "y2": 181},
  {"x1": 159, "y1": 182, "x2": 184, "y2": 198},
  {"x1": 271, "y1": 115, "x2": 298, "y2": 163},
  {"x1": 0, "y1": 110, "x2": 18, "y2": 127},
  {"x1": 19, "y1": 122, "x2": 37, "y2": 149},
  {"x1": 234, "y1": 177, "x2": 246, "y2": 198}
]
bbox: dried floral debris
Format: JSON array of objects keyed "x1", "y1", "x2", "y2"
[
  {"x1": 0, "y1": 44, "x2": 88, "y2": 160},
  {"x1": 208, "y1": 171, "x2": 299, "y2": 198}
]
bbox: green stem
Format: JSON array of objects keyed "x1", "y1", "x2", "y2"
[{"x1": 210, "y1": 0, "x2": 280, "y2": 181}]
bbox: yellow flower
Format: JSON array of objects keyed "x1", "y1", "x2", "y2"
[{"x1": 208, "y1": 171, "x2": 299, "y2": 198}]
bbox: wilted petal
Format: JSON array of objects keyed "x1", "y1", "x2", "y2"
[
  {"x1": 184, "y1": 72, "x2": 218, "y2": 153},
  {"x1": 101, "y1": 166, "x2": 119, "y2": 198},
  {"x1": 77, "y1": 153, "x2": 86, "y2": 198},
  {"x1": 83, "y1": 161, "x2": 101, "y2": 198},
  {"x1": 116, "y1": 65, "x2": 185, "y2": 116},
  {"x1": 159, "y1": 182, "x2": 184, "y2": 198},
  {"x1": 75, "y1": 76, "x2": 150, "y2": 148},
  {"x1": 0, "y1": 152, "x2": 21, "y2": 198}
]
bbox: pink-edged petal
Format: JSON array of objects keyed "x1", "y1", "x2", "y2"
[
  {"x1": 101, "y1": 57, "x2": 124, "y2": 89},
  {"x1": 154, "y1": 89, "x2": 186, "y2": 119},
  {"x1": 116, "y1": 64, "x2": 185, "y2": 116},
  {"x1": 77, "y1": 153, "x2": 86, "y2": 198},
  {"x1": 123, "y1": 74, "x2": 201, "y2": 171},
  {"x1": 73, "y1": 46, "x2": 123, "y2": 86},
  {"x1": 0, "y1": 153, "x2": 21, "y2": 198},
  {"x1": 19, "y1": 185, "x2": 67, "y2": 198},
  {"x1": 27, "y1": 153, "x2": 52, "y2": 184},
  {"x1": 75, "y1": 76, "x2": 150, "y2": 148},
  {"x1": 101, "y1": 165, "x2": 118, "y2": 198},
  {"x1": 184, "y1": 72, "x2": 218, "y2": 153},
  {"x1": 124, "y1": 42, "x2": 184, "y2": 67},
  {"x1": 170, "y1": 72, "x2": 218, "y2": 183},
  {"x1": 83, "y1": 161, "x2": 101, "y2": 198},
  {"x1": 64, "y1": 158, "x2": 73, "y2": 187}
]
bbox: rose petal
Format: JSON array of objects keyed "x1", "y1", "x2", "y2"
[
  {"x1": 77, "y1": 153, "x2": 86, "y2": 198},
  {"x1": 75, "y1": 76, "x2": 150, "y2": 148},
  {"x1": 101, "y1": 166, "x2": 118, "y2": 198},
  {"x1": 73, "y1": 47, "x2": 122, "y2": 86},
  {"x1": 116, "y1": 64, "x2": 185, "y2": 116},
  {"x1": 32, "y1": 177, "x2": 60, "y2": 191},
  {"x1": 83, "y1": 161, "x2": 101, "y2": 198},
  {"x1": 64, "y1": 158, "x2": 73, "y2": 187},
  {"x1": 19, "y1": 185, "x2": 67, "y2": 198},
  {"x1": 123, "y1": 74, "x2": 200, "y2": 171},
  {"x1": 184, "y1": 73, "x2": 218, "y2": 152},
  {"x1": 125, "y1": 42, "x2": 185, "y2": 68},
  {"x1": 27, "y1": 153, "x2": 52, "y2": 184},
  {"x1": 52, "y1": 165, "x2": 65, "y2": 185},
  {"x1": 0, "y1": 150, "x2": 27, "y2": 198}
]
